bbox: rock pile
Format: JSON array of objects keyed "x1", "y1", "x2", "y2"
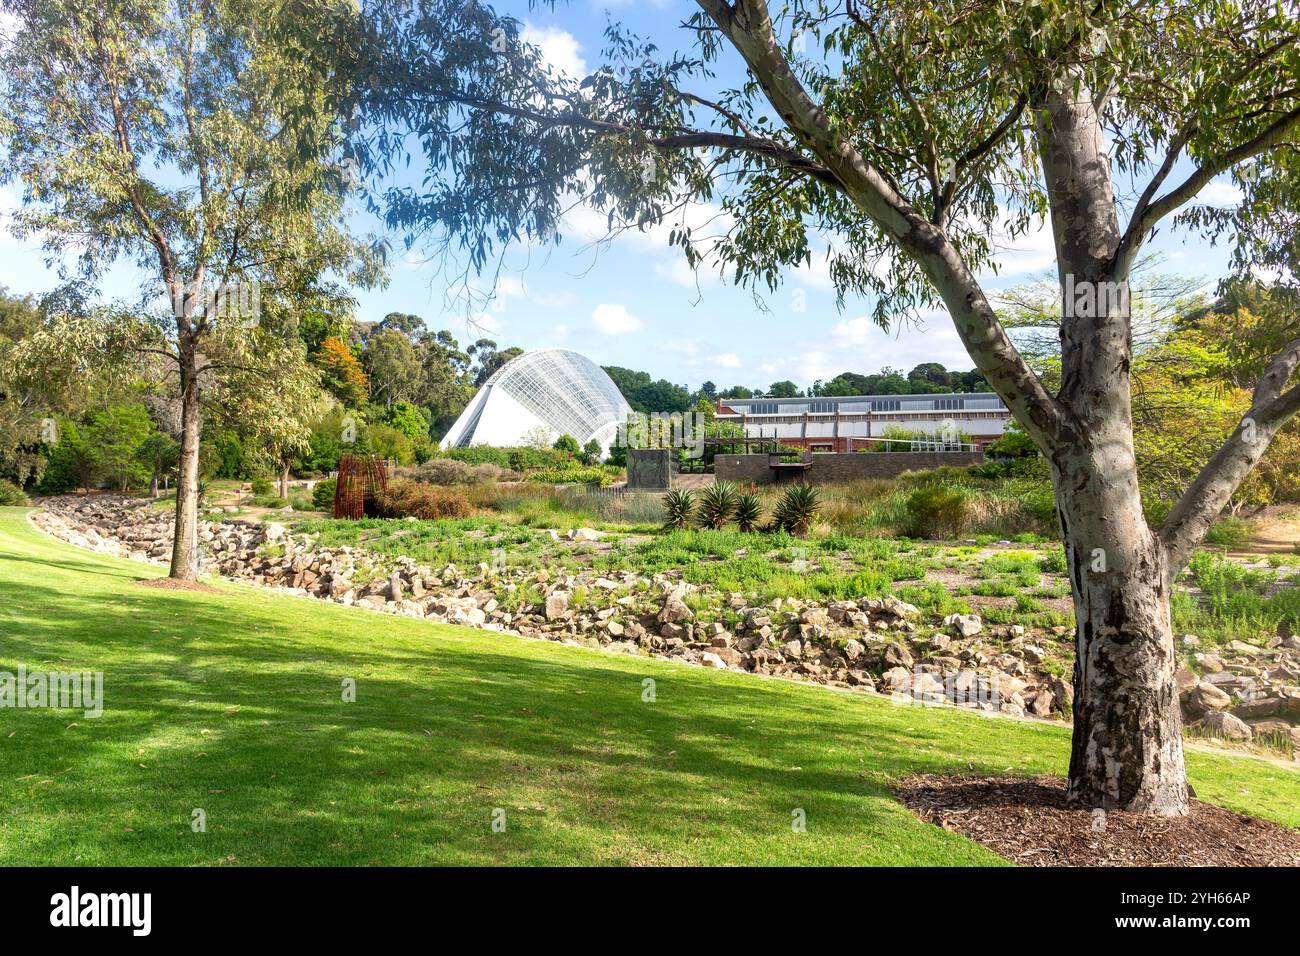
[{"x1": 29, "y1": 495, "x2": 1300, "y2": 751}]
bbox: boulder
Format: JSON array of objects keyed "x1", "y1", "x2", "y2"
[
  {"x1": 658, "y1": 593, "x2": 694, "y2": 625},
  {"x1": 1184, "y1": 681, "x2": 1232, "y2": 715},
  {"x1": 1203, "y1": 710, "x2": 1253, "y2": 741},
  {"x1": 544, "y1": 591, "x2": 570, "y2": 620},
  {"x1": 944, "y1": 613, "x2": 983, "y2": 638}
]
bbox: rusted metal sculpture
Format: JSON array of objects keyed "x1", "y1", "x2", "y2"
[{"x1": 333, "y1": 453, "x2": 388, "y2": 519}]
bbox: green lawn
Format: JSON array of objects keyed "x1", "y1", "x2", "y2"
[{"x1": 1, "y1": 506, "x2": 1296, "y2": 865}]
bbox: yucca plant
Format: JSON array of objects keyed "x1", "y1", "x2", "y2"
[
  {"x1": 735, "y1": 491, "x2": 763, "y2": 533},
  {"x1": 774, "y1": 483, "x2": 821, "y2": 537},
  {"x1": 696, "y1": 480, "x2": 740, "y2": 529},
  {"x1": 662, "y1": 488, "x2": 696, "y2": 529}
]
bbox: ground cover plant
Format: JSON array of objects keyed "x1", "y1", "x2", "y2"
[{"x1": 3, "y1": 505, "x2": 1298, "y2": 866}]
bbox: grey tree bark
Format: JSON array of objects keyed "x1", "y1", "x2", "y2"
[
  {"x1": 168, "y1": 309, "x2": 203, "y2": 582},
  {"x1": 691, "y1": 0, "x2": 1300, "y2": 815}
]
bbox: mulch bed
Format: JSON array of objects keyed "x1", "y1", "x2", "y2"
[
  {"x1": 895, "y1": 773, "x2": 1300, "y2": 866},
  {"x1": 136, "y1": 578, "x2": 220, "y2": 594}
]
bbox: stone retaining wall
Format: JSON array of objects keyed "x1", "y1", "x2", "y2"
[{"x1": 715, "y1": 451, "x2": 985, "y2": 484}]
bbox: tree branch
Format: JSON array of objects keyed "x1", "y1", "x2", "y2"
[
  {"x1": 1111, "y1": 105, "x2": 1300, "y2": 281},
  {"x1": 1160, "y1": 335, "x2": 1300, "y2": 572},
  {"x1": 694, "y1": 0, "x2": 1065, "y2": 446}
]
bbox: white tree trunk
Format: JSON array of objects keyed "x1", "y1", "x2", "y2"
[
  {"x1": 1052, "y1": 446, "x2": 1189, "y2": 815},
  {"x1": 169, "y1": 347, "x2": 202, "y2": 581}
]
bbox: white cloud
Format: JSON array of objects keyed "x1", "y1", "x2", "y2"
[
  {"x1": 986, "y1": 213, "x2": 1057, "y2": 278},
  {"x1": 592, "y1": 302, "x2": 643, "y2": 335},
  {"x1": 521, "y1": 24, "x2": 586, "y2": 79},
  {"x1": 831, "y1": 316, "x2": 872, "y2": 345},
  {"x1": 795, "y1": 350, "x2": 836, "y2": 382},
  {"x1": 712, "y1": 352, "x2": 742, "y2": 368},
  {"x1": 1198, "y1": 178, "x2": 1244, "y2": 207}
]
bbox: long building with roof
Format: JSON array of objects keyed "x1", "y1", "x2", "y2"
[{"x1": 714, "y1": 392, "x2": 1012, "y2": 452}]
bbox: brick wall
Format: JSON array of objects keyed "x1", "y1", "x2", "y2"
[{"x1": 714, "y1": 451, "x2": 984, "y2": 485}]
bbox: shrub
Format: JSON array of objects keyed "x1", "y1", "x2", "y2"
[
  {"x1": 736, "y1": 492, "x2": 763, "y2": 533},
  {"x1": 525, "y1": 467, "x2": 615, "y2": 486},
  {"x1": 663, "y1": 489, "x2": 695, "y2": 529},
  {"x1": 905, "y1": 485, "x2": 971, "y2": 539},
  {"x1": 414, "y1": 458, "x2": 502, "y2": 485},
  {"x1": 1204, "y1": 516, "x2": 1255, "y2": 548},
  {"x1": 250, "y1": 477, "x2": 273, "y2": 496},
  {"x1": 774, "y1": 483, "x2": 821, "y2": 536},
  {"x1": 376, "y1": 478, "x2": 472, "y2": 520},
  {"x1": 0, "y1": 480, "x2": 29, "y2": 506},
  {"x1": 445, "y1": 445, "x2": 571, "y2": 471},
  {"x1": 697, "y1": 480, "x2": 740, "y2": 529},
  {"x1": 553, "y1": 434, "x2": 581, "y2": 457},
  {"x1": 312, "y1": 478, "x2": 337, "y2": 510}
]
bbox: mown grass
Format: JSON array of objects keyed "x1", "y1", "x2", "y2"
[{"x1": 4, "y1": 505, "x2": 1299, "y2": 864}]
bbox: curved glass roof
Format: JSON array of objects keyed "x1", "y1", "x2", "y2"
[{"x1": 442, "y1": 349, "x2": 632, "y2": 450}]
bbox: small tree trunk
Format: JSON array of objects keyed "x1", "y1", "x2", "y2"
[
  {"x1": 150, "y1": 468, "x2": 160, "y2": 498},
  {"x1": 1053, "y1": 450, "x2": 1189, "y2": 816},
  {"x1": 279, "y1": 462, "x2": 290, "y2": 500},
  {"x1": 169, "y1": 349, "x2": 202, "y2": 581}
]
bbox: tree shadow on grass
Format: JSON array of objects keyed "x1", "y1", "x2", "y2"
[{"x1": 0, "y1": 566, "x2": 1036, "y2": 865}]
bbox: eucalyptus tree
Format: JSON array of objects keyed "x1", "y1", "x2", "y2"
[
  {"x1": 339, "y1": 0, "x2": 1300, "y2": 815},
  {"x1": 0, "y1": 0, "x2": 381, "y2": 579}
]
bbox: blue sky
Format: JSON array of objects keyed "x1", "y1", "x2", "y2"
[{"x1": 0, "y1": 0, "x2": 1245, "y2": 392}]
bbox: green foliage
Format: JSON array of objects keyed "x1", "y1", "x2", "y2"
[
  {"x1": 36, "y1": 419, "x2": 90, "y2": 494},
  {"x1": 696, "y1": 480, "x2": 740, "y2": 530},
  {"x1": 867, "y1": 424, "x2": 974, "y2": 452},
  {"x1": 366, "y1": 423, "x2": 415, "y2": 465},
  {"x1": 985, "y1": 422, "x2": 1039, "y2": 459},
  {"x1": 552, "y1": 434, "x2": 581, "y2": 457},
  {"x1": 581, "y1": 438, "x2": 603, "y2": 466},
  {"x1": 736, "y1": 491, "x2": 763, "y2": 533},
  {"x1": 0, "y1": 479, "x2": 28, "y2": 506},
  {"x1": 312, "y1": 477, "x2": 337, "y2": 510},
  {"x1": 413, "y1": 458, "x2": 501, "y2": 485},
  {"x1": 1204, "y1": 517, "x2": 1255, "y2": 548},
  {"x1": 662, "y1": 489, "x2": 695, "y2": 529},
  {"x1": 387, "y1": 400, "x2": 430, "y2": 444},
  {"x1": 905, "y1": 486, "x2": 971, "y2": 539},
  {"x1": 602, "y1": 367, "x2": 691, "y2": 414},
  {"x1": 251, "y1": 477, "x2": 274, "y2": 497},
  {"x1": 1175, "y1": 552, "x2": 1300, "y2": 644},
  {"x1": 443, "y1": 445, "x2": 570, "y2": 472},
  {"x1": 525, "y1": 467, "x2": 615, "y2": 486},
  {"x1": 774, "y1": 484, "x2": 821, "y2": 536}
]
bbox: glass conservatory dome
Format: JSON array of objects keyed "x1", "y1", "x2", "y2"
[{"x1": 440, "y1": 349, "x2": 633, "y2": 455}]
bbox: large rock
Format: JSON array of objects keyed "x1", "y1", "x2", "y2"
[
  {"x1": 544, "y1": 591, "x2": 570, "y2": 620},
  {"x1": 944, "y1": 613, "x2": 983, "y2": 638},
  {"x1": 1203, "y1": 710, "x2": 1253, "y2": 741},
  {"x1": 1184, "y1": 681, "x2": 1232, "y2": 715},
  {"x1": 658, "y1": 593, "x2": 694, "y2": 624}
]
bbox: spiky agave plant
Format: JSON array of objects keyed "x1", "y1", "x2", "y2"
[
  {"x1": 774, "y1": 483, "x2": 821, "y2": 537},
  {"x1": 735, "y1": 490, "x2": 763, "y2": 533},
  {"x1": 696, "y1": 480, "x2": 740, "y2": 529},
  {"x1": 662, "y1": 488, "x2": 696, "y2": 529}
]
